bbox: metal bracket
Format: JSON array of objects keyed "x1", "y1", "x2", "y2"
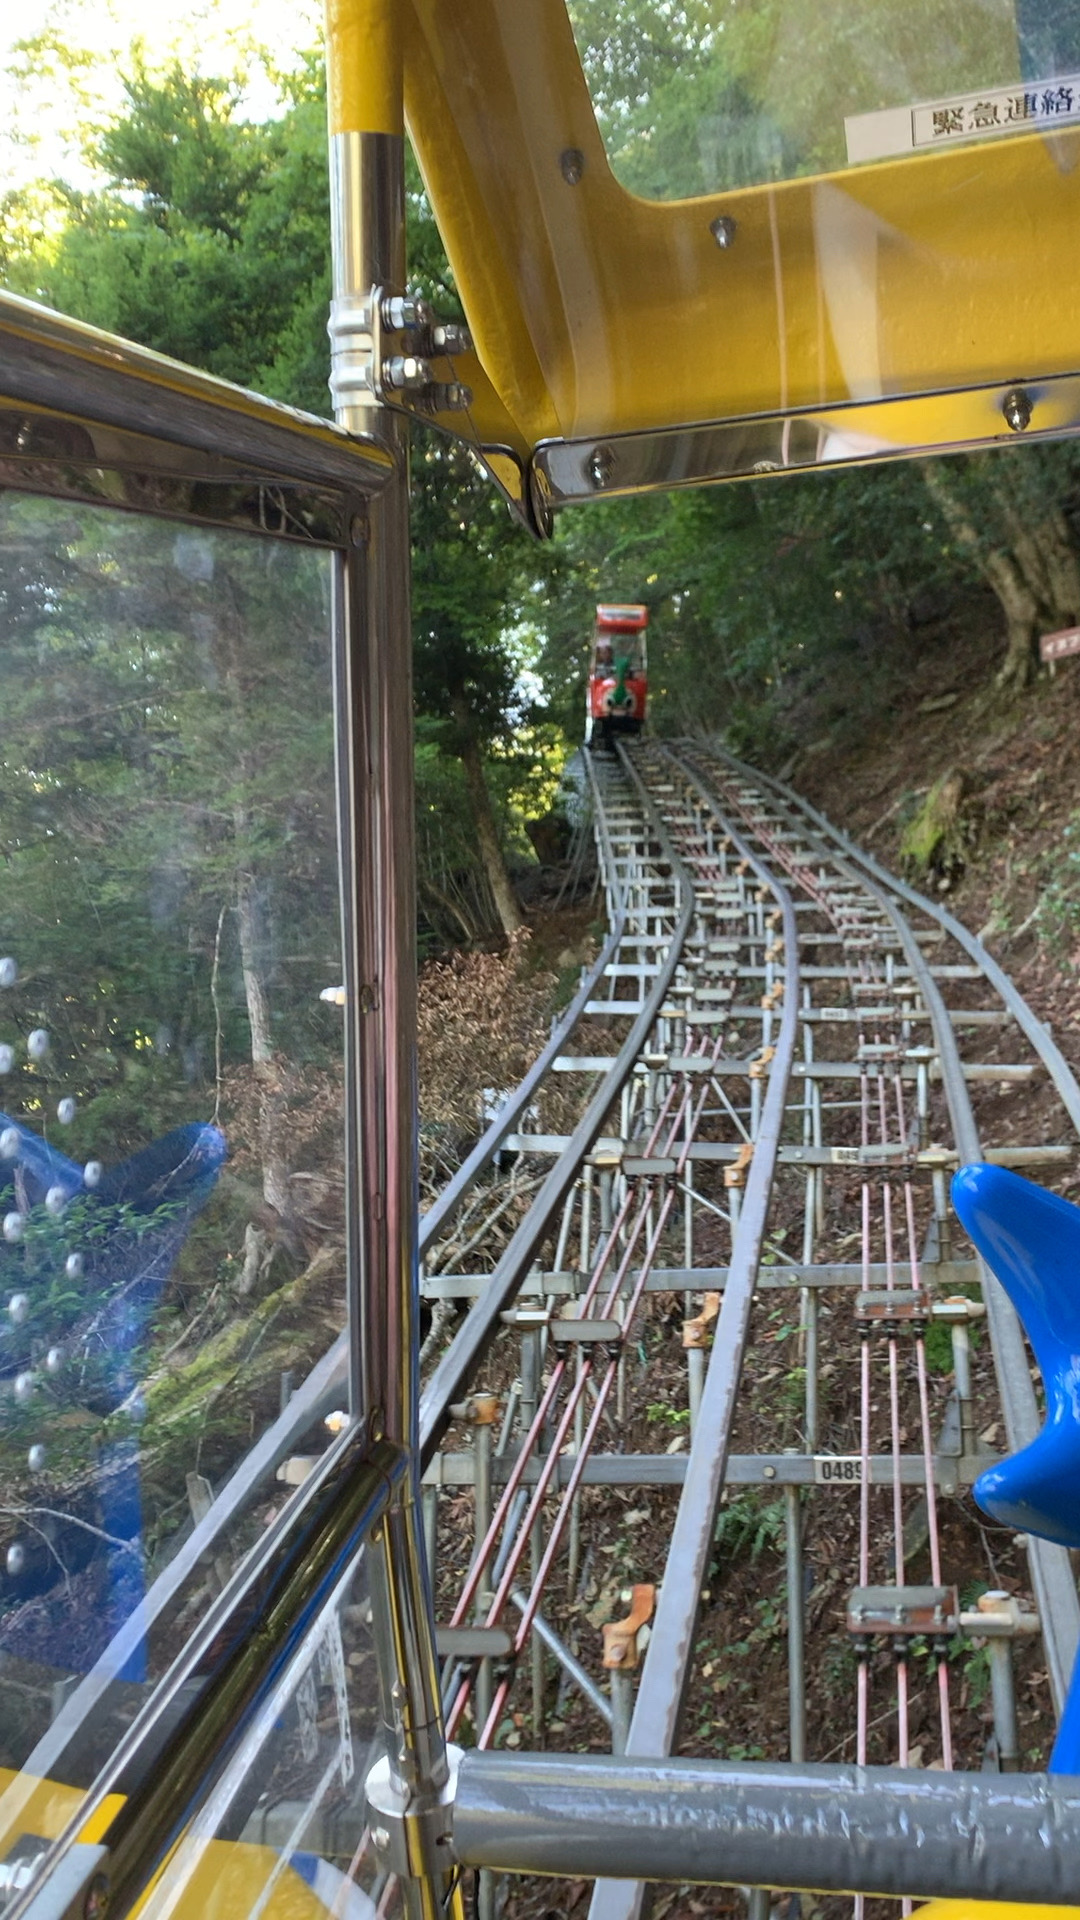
[
  {"x1": 848, "y1": 1583, "x2": 959, "y2": 1654},
  {"x1": 855, "y1": 1289, "x2": 932, "y2": 1333},
  {"x1": 683, "y1": 1291, "x2": 721, "y2": 1350},
  {"x1": 365, "y1": 1743, "x2": 463, "y2": 1884},
  {"x1": 603, "y1": 1584, "x2": 656, "y2": 1671},
  {"x1": 327, "y1": 284, "x2": 473, "y2": 420},
  {"x1": 959, "y1": 1590, "x2": 1041, "y2": 1639}
]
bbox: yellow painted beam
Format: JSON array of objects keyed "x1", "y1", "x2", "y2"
[{"x1": 325, "y1": 0, "x2": 402, "y2": 136}]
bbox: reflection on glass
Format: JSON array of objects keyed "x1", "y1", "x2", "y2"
[
  {"x1": 0, "y1": 494, "x2": 345, "y2": 1815},
  {"x1": 567, "y1": 0, "x2": 1080, "y2": 194},
  {"x1": 132, "y1": 1552, "x2": 393, "y2": 1920}
]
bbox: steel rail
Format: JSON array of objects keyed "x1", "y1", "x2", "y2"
[
  {"x1": 454, "y1": 1749, "x2": 1080, "y2": 1903},
  {"x1": 418, "y1": 758, "x2": 629, "y2": 1261},
  {"x1": 587, "y1": 742, "x2": 801, "y2": 1920},
  {"x1": 419, "y1": 760, "x2": 695, "y2": 1466},
  {"x1": 702, "y1": 743, "x2": 1080, "y2": 1712},
  {"x1": 721, "y1": 746, "x2": 1080, "y2": 1141}
]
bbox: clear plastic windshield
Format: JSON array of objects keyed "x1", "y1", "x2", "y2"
[
  {"x1": 567, "y1": 0, "x2": 1080, "y2": 194},
  {"x1": 0, "y1": 492, "x2": 346, "y2": 1818}
]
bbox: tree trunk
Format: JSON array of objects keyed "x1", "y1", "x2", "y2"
[
  {"x1": 919, "y1": 461, "x2": 1042, "y2": 690},
  {"x1": 450, "y1": 695, "x2": 523, "y2": 937},
  {"x1": 234, "y1": 823, "x2": 293, "y2": 1224}
]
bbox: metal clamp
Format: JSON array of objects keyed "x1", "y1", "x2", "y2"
[
  {"x1": 327, "y1": 284, "x2": 473, "y2": 420},
  {"x1": 683, "y1": 1291, "x2": 721, "y2": 1351},
  {"x1": 602, "y1": 1585, "x2": 656, "y2": 1670},
  {"x1": 847, "y1": 1583, "x2": 959, "y2": 1657},
  {"x1": 365, "y1": 1744, "x2": 463, "y2": 1883},
  {"x1": 855, "y1": 1289, "x2": 932, "y2": 1334}
]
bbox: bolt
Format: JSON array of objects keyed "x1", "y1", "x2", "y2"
[
  {"x1": 587, "y1": 443, "x2": 616, "y2": 489},
  {"x1": 560, "y1": 147, "x2": 585, "y2": 185},
  {"x1": 428, "y1": 381, "x2": 473, "y2": 413},
  {"x1": 384, "y1": 354, "x2": 432, "y2": 392},
  {"x1": 432, "y1": 322, "x2": 473, "y2": 357},
  {"x1": 381, "y1": 294, "x2": 433, "y2": 332},
  {"x1": 84, "y1": 1873, "x2": 109, "y2": 1919},
  {"x1": 371, "y1": 1826, "x2": 391, "y2": 1852},
  {"x1": 1002, "y1": 387, "x2": 1033, "y2": 432},
  {"x1": 710, "y1": 214, "x2": 738, "y2": 249},
  {"x1": 763, "y1": 1464, "x2": 777, "y2": 1479}
]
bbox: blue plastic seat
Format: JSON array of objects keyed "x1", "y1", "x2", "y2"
[{"x1": 952, "y1": 1162, "x2": 1080, "y2": 1772}]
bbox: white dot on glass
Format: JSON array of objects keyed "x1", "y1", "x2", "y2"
[
  {"x1": 6, "y1": 1542, "x2": 25, "y2": 1576},
  {"x1": 27, "y1": 1030, "x2": 49, "y2": 1062},
  {"x1": 45, "y1": 1186, "x2": 66, "y2": 1217},
  {"x1": 65, "y1": 1252, "x2": 83, "y2": 1279},
  {"x1": 83, "y1": 1161, "x2": 102, "y2": 1190},
  {"x1": 57, "y1": 1098, "x2": 76, "y2": 1125},
  {"x1": 0, "y1": 1047, "x2": 14, "y2": 1075},
  {"x1": 14, "y1": 1371, "x2": 33, "y2": 1404},
  {"x1": 0, "y1": 1128, "x2": 19, "y2": 1159},
  {"x1": 45, "y1": 1346, "x2": 63, "y2": 1374},
  {"x1": 7, "y1": 1293, "x2": 28, "y2": 1324},
  {"x1": 3, "y1": 1213, "x2": 23, "y2": 1243},
  {"x1": 0, "y1": 958, "x2": 17, "y2": 989},
  {"x1": 27, "y1": 1444, "x2": 46, "y2": 1473}
]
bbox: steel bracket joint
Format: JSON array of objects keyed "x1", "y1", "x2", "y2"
[
  {"x1": 365, "y1": 1743, "x2": 464, "y2": 1884},
  {"x1": 327, "y1": 283, "x2": 472, "y2": 425}
]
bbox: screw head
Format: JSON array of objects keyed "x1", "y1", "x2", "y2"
[
  {"x1": 371, "y1": 1825, "x2": 391, "y2": 1852},
  {"x1": 83, "y1": 1872, "x2": 109, "y2": 1919},
  {"x1": 710, "y1": 214, "x2": 738, "y2": 249},
  {"x1": 560, "y1": 147, "x2": 585, "y2": 185},
  {"x1": 1002, "y1": 387, "x2": 1033, "y2": 432},
  {"x1": 587, "y1": 443, "x2": 616, "y2": 489}
]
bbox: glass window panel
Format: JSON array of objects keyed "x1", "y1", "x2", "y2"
[
  {"x1": 567, "y1": 0, "x2": 1080, "y2": 195},
  {"x1": 127, "y1": 1549, "x2": 393, "y2": 1920},
  {"x1": 0, "y1": 493, "x2": 347, "y2": 1810}
]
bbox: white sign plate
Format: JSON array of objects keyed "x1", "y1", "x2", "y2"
[
  {"x1": 813, "y1": 1454, "x2": 864, "y2": 1486},
  {"x1": 846, "y1": 73, "x2": 1080, "y2": 166}
]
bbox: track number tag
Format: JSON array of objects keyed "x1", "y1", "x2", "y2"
[{"x1": 813, "y1": 1454, "x2": 863, "y2": 1485}]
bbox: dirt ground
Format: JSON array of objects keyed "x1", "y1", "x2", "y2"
[{"x1": 472, "y1": 640, "x2": 1080, "y2": 1919}]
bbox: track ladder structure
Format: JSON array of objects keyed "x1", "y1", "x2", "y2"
[{"x1": 415, "y1": 736, "x2": 1080, "y2": 1919}]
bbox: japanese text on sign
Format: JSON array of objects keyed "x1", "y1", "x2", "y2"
[
  {"x1": 918, "y1": 81, "x2": 1080, "y2": 147},
  {"x1": 846, "y1": 71, "x2": 1080, "y2": 165}
]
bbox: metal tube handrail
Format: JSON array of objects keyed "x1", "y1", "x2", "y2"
[
  {"x1": 0, "y1": 290, "x2": 392, "y2": 489},
  {"x1": 454, "y1": 1748, "x2": 1080, "y2": 1903}
]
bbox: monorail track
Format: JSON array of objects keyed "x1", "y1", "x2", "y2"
[{"x1": 416, "y1": 738, "x2": 1080, "y2": 1919}]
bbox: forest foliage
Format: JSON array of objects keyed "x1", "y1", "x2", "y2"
[{"x1": 5, "y1": 17, "x2": 1080, "y2": 945}]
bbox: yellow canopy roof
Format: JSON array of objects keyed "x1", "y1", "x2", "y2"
[{"x1": 389, "y1": 1, "x2": 1080, "y2": 520}]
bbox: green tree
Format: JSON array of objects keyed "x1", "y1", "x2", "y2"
[{"x1": 13, "y1": 54, "x2": 545, "y2": 944}]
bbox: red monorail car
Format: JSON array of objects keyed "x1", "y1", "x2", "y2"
[{"x1": 587, "y1": 603, "x2": 649, "y2": 750}]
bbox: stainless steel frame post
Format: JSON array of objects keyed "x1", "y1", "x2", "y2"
[{"x1": 327, "y1": 10, "x2": 460, "y2": 1908}]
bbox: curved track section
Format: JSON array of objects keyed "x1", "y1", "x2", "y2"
[{"x1": 419, "y1": 738, "x2": 1080, "y2": 1919}]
